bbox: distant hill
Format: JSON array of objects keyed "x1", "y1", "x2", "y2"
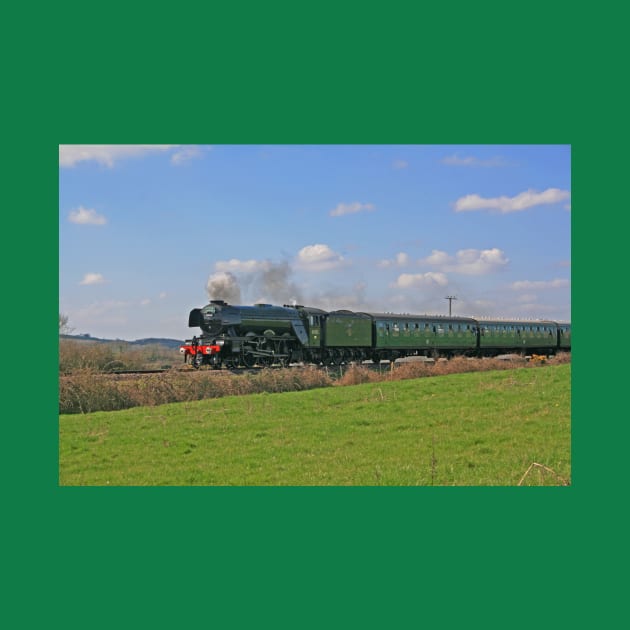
[
  {"x1": 130, "y1": 338, "x2": 184, "y2": 349},
  {"x1": 60, "y1": 334, "x2": 183, "y2": 349}
]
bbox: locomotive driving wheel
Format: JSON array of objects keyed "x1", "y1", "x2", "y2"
[{"x1": 242, "y1": 351, "x2": 256, "y2": 368}]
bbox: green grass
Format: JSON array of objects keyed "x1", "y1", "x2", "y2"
[{"x1": 59, "y1": 364, "x2": 571, "y2": 486}]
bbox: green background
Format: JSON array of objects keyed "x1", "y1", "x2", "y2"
[{"x1": 5, "y1": 1, "x2": 625, "y2": 627}]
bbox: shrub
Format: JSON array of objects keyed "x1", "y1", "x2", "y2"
[
  {"x1": 59, "y1": 339, "x2": 182, "y2": 374},
  {"x1": 58, "y1": 350, "x2": 571, "y2": 415},
  {"x1": 59, "y1": 367, "x2": 334, "y2": 414}
]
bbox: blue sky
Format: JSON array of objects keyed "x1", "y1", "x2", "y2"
[{"x1": 59, "y1": 144, "x2": 571, "y2": 341}]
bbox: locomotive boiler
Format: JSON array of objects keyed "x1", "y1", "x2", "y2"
[{"x1": 180, "y1": 300, "x2": 308, "y2": 368}]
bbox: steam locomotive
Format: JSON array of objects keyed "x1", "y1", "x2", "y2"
[{"x1": 180, "y1": 300, "x2": 571, "y2": 369}]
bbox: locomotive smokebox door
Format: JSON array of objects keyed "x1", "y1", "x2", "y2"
[{"x1": 188, "y1": 309, "x2": 203, "y2": 327}]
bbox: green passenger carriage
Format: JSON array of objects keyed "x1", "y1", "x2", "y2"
[
  {"x1": 368, "y1": 313, "x2": 478, "y2": 361},
  {"x1": 557, "y1": 322, "x2": 571, "y2": 351},
  {"x1": 477, "y1": 319, "x2": 558, "y2": 355}
]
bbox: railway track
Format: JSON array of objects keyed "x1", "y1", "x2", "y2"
[
  {"x1": 104, "y1": 353, "x2": 554, "y2": 378},
  {"x1": 106, "y1": 357, "x2": 441, "y2": 377}
]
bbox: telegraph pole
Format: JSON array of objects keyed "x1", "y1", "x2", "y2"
[{"x1": 445, "y1": 295, "x2": 457, "y2": 316}]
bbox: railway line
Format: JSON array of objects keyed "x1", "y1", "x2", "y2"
[{"x1": 106, "y1": 353, "x2": 540, "y2": 378}]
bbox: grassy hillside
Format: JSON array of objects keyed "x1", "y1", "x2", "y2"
[{"x1": 59, "y1": 364, "x2": 570, "y2": 486}]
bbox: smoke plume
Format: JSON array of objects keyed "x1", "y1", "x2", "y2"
[
  {"x1": 206, "y1": 261, "x2": 304, "y2": 306},
  {"x1": 256, "y1": 261, "x2": 304, "y2": 305},
  {"x1": 206, "y1": 271, "x2": 242, "y2": 304}
]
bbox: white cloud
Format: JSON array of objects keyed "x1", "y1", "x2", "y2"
[
  {"x1": 454, "y1": 188, "x2": 570, "y2": 213},
  {"x1": 510, "y1": 278, "x2": 570, "y2": 290},
  {"x1": 392, "y1": 160, "x2": 408, "y2": 169},
  {"x1": 442, "y1": 154, "x2": 508, "y2": 167},
  {"x1": 68, "y1": 206, "x2": 107, "y2": 225},
  {"x1": 391, "y1": 272, "x2": 448, "y2": 289},
  {"x1": 79, "y1": 273, "x2": 107, "y2": 285},
  {"x1": 421, "y1": 248, "x2": 509, "y2": 275},
  {"x1": 59, "y1": 144, "x2": 180, "y2": 168},
  {"x1": 296, "y1": 244, "x2": 345, "y2": 271},
  {"x1": 159, "y1": 292, "x2": 167, "y2": 299},
  {"x1": 423, "y1": 250, "x2": 452, "y2": 266},
  {"x1": 215, "y1": 258, "x2": 265, "y2": 273},
  {"x1": 330, "y1": 201, "x2": 375, "y2": 217},
  {"x1": 72, "y1": 300, "x2": 129, "y2": 328},
  {"x1": 171, "y1": 146, "x2": 204, "y2": 165},
  {"x1": 378, "y1": 252, "x2": 410, "y2": 268}
]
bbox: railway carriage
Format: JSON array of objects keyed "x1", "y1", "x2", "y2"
[
  {"x1": 557, "y1": 322, "x2": 571, "y2": 351},
  {"x1": 477, "y1": 319, "x2": 558, "y2": 356},
  {"x1": 368, "y1": 313, "x2": 478, "y2": 362}
]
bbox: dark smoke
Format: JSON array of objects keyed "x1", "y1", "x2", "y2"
[
  {"x1": 206, "y1": 261, "x2": 304, "y2": 306},
  {"x1": 257, "y1": 261, "x2": 304, "y2": 305},
  {"x1": 206, "y1": 271, "x2": 242, "y2": 304}
]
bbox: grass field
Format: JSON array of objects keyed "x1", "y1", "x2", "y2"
[{"x1": 59, "y1": 364, "x2": 570, "y2": 486}]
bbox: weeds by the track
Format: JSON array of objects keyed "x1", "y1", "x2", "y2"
[{"x1": 59, "y1": 352, "x2": 570, "y2": 414}]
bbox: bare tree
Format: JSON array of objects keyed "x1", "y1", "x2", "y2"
[{"x1": 59, "y1": 313, "x2": 73, "y2": 335}]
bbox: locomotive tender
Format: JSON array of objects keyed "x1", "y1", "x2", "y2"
[{"x1": 180, "y1": 300, "x2": 571, "y2": 369}]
